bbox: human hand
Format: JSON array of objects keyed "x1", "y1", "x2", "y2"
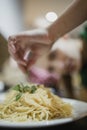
[{"x1": 8, "y1": 28, "x2": 52, "y2": 73}]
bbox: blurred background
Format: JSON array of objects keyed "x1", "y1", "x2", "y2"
[{"x1": 0, "y1": 0, "x2": 87, "y2": 102}]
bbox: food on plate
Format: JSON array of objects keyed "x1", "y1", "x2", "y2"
[{"x1": 0, "y1": 83, "x2": 73, "y2": 122}]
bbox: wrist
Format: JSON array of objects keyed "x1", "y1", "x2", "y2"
[
  {"x1": 47, "y1": 22, "x2": 61, "y2": 46},
  {"x1": 46, "y1": 28, "x2": 55, "y2": 47}
]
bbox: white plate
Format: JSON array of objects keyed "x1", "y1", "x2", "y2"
[{"x1": 0, "y1": 93, "x2": 87, "y2": 128}]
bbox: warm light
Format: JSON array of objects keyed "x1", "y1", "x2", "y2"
[{"x1": 45, "y1": 12, "x2": 58, "y2": 22}]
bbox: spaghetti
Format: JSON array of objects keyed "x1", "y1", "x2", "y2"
[{"x1": 0, "y1": 84, "x2": 73, "y2": 122}]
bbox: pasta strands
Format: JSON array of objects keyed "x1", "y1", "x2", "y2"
[{"x1": 0, "y1": 84, "x2": 73, "y2": 122}]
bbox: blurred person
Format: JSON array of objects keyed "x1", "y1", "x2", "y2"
[
  {"x1": 46, "y1": 36, "x2": 82, "y2": 98},
  {"x1": 28, "y1": 24, "x2": 87, "y2": 99},
  {"x1": 28, "y1": 35, "x2": 82, "y2": 98},
  {"x1": 8, "y1": 0, "x2": 87, "y2": 97},
  {"x1": 8, "y1": 0, "x2": 87, "y2": 74}
]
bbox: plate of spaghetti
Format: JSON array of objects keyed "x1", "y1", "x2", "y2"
[{"x1": 0, "y1": 83, "x2": 87, "y2": 128}]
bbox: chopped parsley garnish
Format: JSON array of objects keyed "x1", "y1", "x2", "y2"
[
  {"x1": 16, "y1": 93, "x2": 22, "y2": 101},
  {"x1": 12, "y1": 84, "x2": 37, "y2": 101}
]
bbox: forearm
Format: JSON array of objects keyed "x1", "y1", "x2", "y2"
[{"x1": 48, "y1": 0, "x2": 87, "y2": 44}]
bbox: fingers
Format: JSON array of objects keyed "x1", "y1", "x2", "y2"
[
  {"x1": 7, "y1": 30, "x2": 49, "y2": 72},
  {"x1": 8, "y1": 35, "x2": 37, "y2": 71},
  {"x1": 17, "y1": 52, "x2": 38, "y2": 73},
  {"x1": 8, "y1": 36, "x2": 27, "y2": 66},
  {"x1": 8, "y1": 36, "x2": 17, "y2": 53},
  {"x1": 8, "y1": 44, "x2": 26, "y2": 66}
]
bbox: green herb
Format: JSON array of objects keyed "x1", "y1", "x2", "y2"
[
  {"x1": 13, "y1": 84, "x2": 37, "y2": 93},
  {"x1": 23, "y1": 85, "x2": 31, "y2": 92},
  {"x1": 13, "y1": 84, "x2": 23, "y2": 92},
  {"x1": 30, "y1": 85, "x2": 37, "y2": 93},
  {"x1": 13, "y1": 84, "x2": 37, "y2": 101},
  {"x1": 13, "y1": 84, "x2": 20, "y2": 91},
  {"x1": 15, "y1": 93, "x2": 22, "y2": 101}
]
